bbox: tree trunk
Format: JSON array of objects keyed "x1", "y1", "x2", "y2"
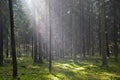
[
  {"x1": 6, "y1": 37, "x2": 9, "y2": 58},
  {"x1": 9, "y1": 0, "x2": 18, "y2": 78},
  {"x1": 113, "y1": 0, "x2": 118, "y2": 61},
  {"x1": 105, "y1": 19, "x2": 110, "y2": 58},
  {"x1": 100, "y1": 0, "x2": 108, "y2": 67},
  {"x1": 48, "y1": 0, "x2": 52, "y2": 73},
  {"x1": 0, "y1": 16, "x2": 3, "y2": 66},
  {"x1": 31, "y1": 33, "x2": 34, "y2": 59}
]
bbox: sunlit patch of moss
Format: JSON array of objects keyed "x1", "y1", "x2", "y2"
[
  {"x1": 52, "y1": 73, "x2": 68, "y2": 80},
  {"x1": 18, "y1": 57, "x2": 24, "y2": 61},
  {"x1": 27, "y1": 65, "x2": 40, "y2": 69},
  {"x1": 103, "y1": 72, "x2": 116, "y2": 76},
  {"x1": 54, "y1": 63, "x2": 70, "y2": 69},
  {"x1": 53, "y1": 59, "x2": 120, "y2": 79},
  {"x1": 74, "y1": 67, "x2": 85, "y2": 70}
]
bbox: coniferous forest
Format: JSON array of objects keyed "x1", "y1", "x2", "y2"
[{"x1": 0, "y1": 0, "x2": 120, "y2": 80}]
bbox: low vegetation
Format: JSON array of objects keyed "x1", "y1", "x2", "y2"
[{"x1": 0, "y1": 57, "x2": 120, "y2": 80}]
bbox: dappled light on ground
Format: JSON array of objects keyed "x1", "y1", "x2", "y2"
[{"x1": 0, "y1": 57, "x2": 120, "y2": 80}]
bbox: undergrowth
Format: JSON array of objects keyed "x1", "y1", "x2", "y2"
[{"x1": 0, "y1": 57, "x2": 120, "y2": 80}]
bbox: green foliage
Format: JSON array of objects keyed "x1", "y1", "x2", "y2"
[{"x1": 0, "y1": 57, "x2": 120, "y2": 80}]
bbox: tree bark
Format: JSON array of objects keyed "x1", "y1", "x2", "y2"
[
  {"x1": 113, "y1": 0, "x2": 118, "y2": 61},
  {"x1": 9, "y1": 0, "x2": 18, "y2": 78},
  {"x1": 48, "y1": 0, "x2": 52, "y2": 73},
  {"x1": 100, "y1": 0, "x2": 108, "y2": 67},
  {"x1": 0, "y1": 16, "x2": 3, "y2": 66}
]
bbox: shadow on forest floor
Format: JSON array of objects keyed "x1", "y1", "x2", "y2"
[{"x1": 0, "y1": 57, "x2": 120, "y2": 80}]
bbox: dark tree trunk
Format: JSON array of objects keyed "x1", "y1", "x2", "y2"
[
  {"x1": 8, "y1": 0, "x2": 18, "y2": 78},
  {"x1": 101, "y1": 0, "x2": 108, "y2": 68},
  {"x1": 113, "y1": 1, "x2": 118, "y2": 61},
  {"x1": 6, "y1": 37, "x2": 9, "y2": 58},
  {"x1": 38, "y1": 33, "x2": 43, "y2": 63},
  {"x1": 33, "y1": 10, "x2": 38, "y2": 63},
  {"x1": 98, "y1": 0, "x2": 102, "y2": 56},
  {"x1": 34, "y1": 27, "x2": 37, "y2": 62},
  {"x1": 0, "y1": 16, "x2": 3, "y2": 66},
  {"x1": 105, "y1": 19, "x2": 110, "y2": 58},
  {"x1": 32, "y1": 33, "x2": 34, "y2": 59},
  {"x1": 91, "y1": 32, "x2": 95, "y2": 56},
  {"x1": 98, "y1": 20, "x2": 102, "y2": 56},
  {"x1": 18, "y1": 41, "x2": 21, "y2": 56}
]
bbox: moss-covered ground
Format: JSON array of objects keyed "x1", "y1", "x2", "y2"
[{"x1": 0, "y1": 57, "x2": 120, "y2": 80}]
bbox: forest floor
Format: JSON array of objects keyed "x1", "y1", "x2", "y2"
[{"x1": 0, "y1": 56, "x2": 120, "y2": 80}]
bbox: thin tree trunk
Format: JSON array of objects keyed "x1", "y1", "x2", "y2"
[
  {"x1": 100, "y1": 0, "x2": 108, "y2": 67},
  {"x1": 32, "y1": 33, "x2": 34, "y2": 59},
  {"x1": 9, "y1": 0, "x2": 18, "y2": 78},
  {"x1": 0, "y1": 16, "x2": 3, "y2": 66},
  {"x1": 48, "y1": 0, "x2": 52, "y2": 73},
  {"x1": 6, "y1": 37, "x2": 9, "y2": 58},
  {"x1": 105, "y1": 19, "x2": 110, "y2": 58},
  {"x1": 113, "y1": 0, "x2": 118, "y2": 61}
]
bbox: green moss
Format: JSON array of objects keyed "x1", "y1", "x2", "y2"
[{"x1": 0, "y1": 57, "x2": 120, "y2": 80}]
